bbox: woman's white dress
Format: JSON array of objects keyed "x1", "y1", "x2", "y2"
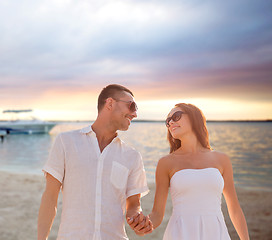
[{"x1": 163, "y1": 168, "x2": 231, "y2": 240}]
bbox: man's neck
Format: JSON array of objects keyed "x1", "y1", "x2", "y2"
[{"x1": 91, "y1": 120, "x2": 117, "y2": 153}]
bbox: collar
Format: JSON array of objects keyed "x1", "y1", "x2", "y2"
[
  {"x1": 80, "y1": 125, "x2": 94, "y2": 134},
  {"x1": 80, "y1": 125, "x2": 120, "y2": 142}
]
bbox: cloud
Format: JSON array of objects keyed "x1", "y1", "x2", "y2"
[{"x1": 0, "y1": 0, "x2": 271, "y2": 109}]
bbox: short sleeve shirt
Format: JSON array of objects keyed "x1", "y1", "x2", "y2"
[{"x1": 43, "y1": 125, "x2": 149, "y2": 240}]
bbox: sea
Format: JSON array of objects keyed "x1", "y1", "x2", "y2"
[{"x1": 0, "y1": 121, "x2": 271, "y2": 191}]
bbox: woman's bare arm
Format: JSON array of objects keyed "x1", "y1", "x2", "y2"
[
  {"x1": 221, "y1": 154, "x2": 250, "y2": 240},
  {"x1": 148, "y1": 156, "x2": 170, "y2": 229}
]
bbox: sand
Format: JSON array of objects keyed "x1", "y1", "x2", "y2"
[{"x1": 0, "y1": 171, "x2": 271, "y2": 240}]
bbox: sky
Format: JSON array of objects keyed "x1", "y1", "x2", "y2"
[{"x1": 0, "y1": 0, "x2": 272, "y2": 121}]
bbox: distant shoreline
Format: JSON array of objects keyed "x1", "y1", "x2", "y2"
[
  {"x1": 132, "y1": 119, "x2": 272, "y2": 123},
  {"x1": 0, "y1": 119, "x2": 271, "y2": 123}
]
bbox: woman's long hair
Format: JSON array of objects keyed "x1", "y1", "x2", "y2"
[{"x1": 167, "y1": 103, "x2": 211, "y2": 153}]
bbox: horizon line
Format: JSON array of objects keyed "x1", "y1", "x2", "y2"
[
  {"x1": 0, "y1": 118, "x2": 272, "y2": 123},
  {"x1": 1, "y1": 119, "x2": 269, "y2": 123}
]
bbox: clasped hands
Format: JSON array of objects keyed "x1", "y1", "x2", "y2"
[{"x1": 127, "y1": 212, "x2": 153, "y2": 236}]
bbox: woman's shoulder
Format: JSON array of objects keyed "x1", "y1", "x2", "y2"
[
  {"x1": 210, "y1": 150, "x2": 232, "y2": 169},
  {"x1": 157, "y1": 154, "x2": 175, "y2": 167},
  {"x1": 158, "y1": 154, "x2": 172, "y2": 163},
  {"x1": 157, "y1": 153, "x2": 184, "y2": 170},
  {"x1": 210, "y1": 150, "x2": 229, "y2": 159}
]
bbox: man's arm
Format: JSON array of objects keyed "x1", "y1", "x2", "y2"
[
  {"x1": 37, "y1": 173, "x2": 61, "y2": 240},
  {"x1": 126, "y1": 194, "x2": 142, "y2": 221},
  {"x1": 128, "y1": 156, "x2": 169, "y2": 236}
]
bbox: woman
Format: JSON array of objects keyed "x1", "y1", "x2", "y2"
[{"x1": 132, "y1": 103, "x2": 249, "y2": 239}]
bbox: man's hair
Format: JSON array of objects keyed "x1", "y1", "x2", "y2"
[
  {"x1": 167, "y1": 103, "x2": 211, "y2": 153},
  {"x1": 97, "y1": 84, "x2": 134, "y2": 112}
]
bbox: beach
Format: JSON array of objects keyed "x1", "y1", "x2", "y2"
[{"x1": 0, "y1": 171, "x2": 271, "y2": 240}]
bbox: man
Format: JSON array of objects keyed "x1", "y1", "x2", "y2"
[{"x1": 38, "y1": 84, "x2": 152, "y2": 240}]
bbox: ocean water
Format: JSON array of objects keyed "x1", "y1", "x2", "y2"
[{"x1": 0, "y1": 122, "x2": 271, "y2": 191}]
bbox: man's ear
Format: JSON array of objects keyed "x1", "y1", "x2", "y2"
[{"x1": 105, "y1": 97, "x2": 114, "y2": 111}]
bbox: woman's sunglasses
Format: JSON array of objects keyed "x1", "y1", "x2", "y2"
[
  {"x1": 115, "y1": 99, "x2": 138, "y2": 112},
  {"x1": 165, "y1": 111, "x2": 185, "y2": 127}
]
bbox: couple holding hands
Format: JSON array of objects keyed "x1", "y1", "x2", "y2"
[{"x1": 38, "y1": 84, "x2": 249, "y2": 240}]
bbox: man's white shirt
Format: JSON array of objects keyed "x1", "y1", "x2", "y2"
[{"x1": 43, "y1": 125, "x2": 149, "y2": 240}]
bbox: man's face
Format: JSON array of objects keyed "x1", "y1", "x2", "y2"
[{"x1": 111, "y1": 92, "x2": 137, "y2": 131}]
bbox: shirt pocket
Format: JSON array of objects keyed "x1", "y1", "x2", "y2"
[{"x1": 110, "y1": 161, "x2": 129, "y2": 189}]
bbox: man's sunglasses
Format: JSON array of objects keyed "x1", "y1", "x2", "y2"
[
  {"x1": 114, "y1": 99, "x2": 138, "y2": 112},
  {"x1": 165, "y1": 111, "x2": 185, "y2": 127}
]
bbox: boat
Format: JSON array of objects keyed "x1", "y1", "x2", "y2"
[{"x1": 0, "y1": 109, "x2": 56, "y2": 134}]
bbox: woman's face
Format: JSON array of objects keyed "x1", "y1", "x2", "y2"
[{"x1": 166, "y1": 107, "x2": 192, "y2": 139}]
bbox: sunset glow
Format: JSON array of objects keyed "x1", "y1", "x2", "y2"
[{"x1": 0, "y1": 0, "x2": 271, "y2": 121}]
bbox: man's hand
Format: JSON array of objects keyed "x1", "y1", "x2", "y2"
[
  {"x1": 127, "y1": 212, "x2": 143, "y2": 229},
  {"x1": 127, "y1": 212, "x2": 153, "y2": 236}
]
